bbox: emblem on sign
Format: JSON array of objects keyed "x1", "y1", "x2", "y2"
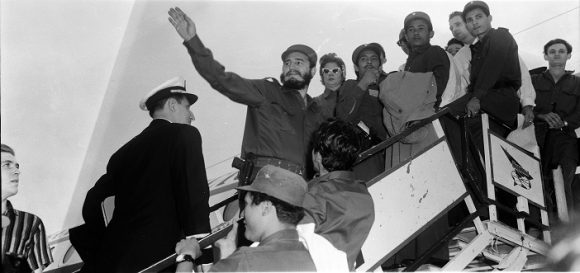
[{"x1": 501, "y1": 147, "x2": 533, "y2": 190}]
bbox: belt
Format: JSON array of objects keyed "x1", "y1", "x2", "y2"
[{"x1": 248, "y1": 156, "x2": 304, "y2": 176}]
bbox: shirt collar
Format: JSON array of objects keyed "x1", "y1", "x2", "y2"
[{"x1": 4, "y1": 200, "x2": 17, "y2": 219}]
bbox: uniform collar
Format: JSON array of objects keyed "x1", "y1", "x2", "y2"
[
  {"x1": 315, "y1": 170, "x2": 357, "y2": 184},
  {"x1": 259, "y1": 229, "x2": 299, "y2": 246}
]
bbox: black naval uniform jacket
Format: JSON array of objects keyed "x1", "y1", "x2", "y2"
[{"x1": 75, "y1": 119, "x2": 210, "y2": 272}]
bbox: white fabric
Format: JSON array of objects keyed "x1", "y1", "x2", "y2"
[
  {"x1": 439, "y1": 51, "x2": 463, "y2": 107},
  {"x1": 506, "y1": 114, "x2": 540, "y2": 158},
  {"x1": 297, "y1": 223, "x2": 349, "y2": 272}
]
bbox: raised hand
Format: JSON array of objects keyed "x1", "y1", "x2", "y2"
[{"x1": 168, "y1": 7, "x2": 197, "y2": 41}]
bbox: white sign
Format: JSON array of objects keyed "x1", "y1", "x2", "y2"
[
  {"x1": 358, "y1": 140, "x2": 467, "y2": 271},
  {"x1": 489, "y1": 133, "x2": 545, "y2": 208}
]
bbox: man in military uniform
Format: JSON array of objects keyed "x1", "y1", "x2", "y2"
[{"x1": 168, "y1": 7, "x2": 324, "y2": 184}]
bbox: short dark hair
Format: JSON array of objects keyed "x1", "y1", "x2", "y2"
[
  {"x1": 312, "y1": 119, "x2": 361, "y2": 172},
  {"x1": 1, "y1": 144, "x2": 15, "y2": 156},
  {"x1": 148, "y1": 94, "x2": 188, "y2": 117},
  {"x1": 543, "y1": 38, "x2": 573, "y2": 55},
  {"x1": 248, "y1": 191, "x2": 305, "y2": 225},
  {"x1": 447, "y1": 38, "x2": 464, "y2": 47},
  {"x1": 448, "y1": 11, "x2": 463, "y2": 21}
]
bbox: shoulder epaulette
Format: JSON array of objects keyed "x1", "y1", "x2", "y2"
[{"x1": 264, "y1": 77, "x2": 281, "y2": 85}]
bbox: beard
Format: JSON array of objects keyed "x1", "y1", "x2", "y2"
[{"x1": 280, "y1": 70, "x2": 313, "y2": 90}]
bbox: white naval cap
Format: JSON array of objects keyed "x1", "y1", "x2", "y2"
[{"x1": 139, "y1": 76, "x2": 198, "y2": 111}]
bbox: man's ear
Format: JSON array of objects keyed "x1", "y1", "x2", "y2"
[
  {"x1": 543, "y1": 54, "x2": 549, "y2": 62},
  {"x1": 310, "y1": 67, "x2": 317, "y2": 77},
  {"x1": 429, "y1": 30, "x2": 434, "y2": 39},
  {"x1": 166, "y1": 98, "x2": 177, "y2": 112},
  {"x1": 261, "y1": 200, "x2": 273, "y2": 216}
]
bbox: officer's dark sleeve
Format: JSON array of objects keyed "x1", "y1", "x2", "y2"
[
  {"x1": 82, "y1": 174, "x2": 115, "y2": 228},
  {"x1": 472, "y1": 30, "x2": 521, "y2": 99},
  {"x1": 70, "y1": 173, "x2": 115, "y2": 271},
  {"x1": 428, "y1": 47, "x2": 450, "y2": 107},
  {"x1": 183, "y1": 36, "x2": 266, "y2": 107},
  {"x1": 173, "y1": 126, "x2": 211, "y2": 236}
]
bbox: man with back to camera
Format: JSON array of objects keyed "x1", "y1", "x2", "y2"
[
  {"x1": 532, "y1": 38, "x2": 580, "y2": 216},
  {"x1": 2, "y1": 144, "x2": 53, "y2": 273},
  {"x1": 168, "y1": 7, "x2": 324, "y2": 183},
  {"x1": 72, "y1": 77, "x2": 211, "y2": 272},
  {"x1": 174, "y1": 165, "x2": 317, "y2": 272},
  {"x1": 301, "y1": 119, "x2": 375, "y2": 270}
]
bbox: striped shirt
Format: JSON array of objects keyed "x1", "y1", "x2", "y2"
[{"x1": 2, "y1": 200, "x2": 53, "y2": 270}]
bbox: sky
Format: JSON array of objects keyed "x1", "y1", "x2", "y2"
[{"x1": 1, "y1": 0, "x2": 579, "y2": 235}]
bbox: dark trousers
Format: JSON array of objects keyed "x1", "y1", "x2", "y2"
[{"x1": 536, "y1": 126, "x2": 580, "y2": 213}]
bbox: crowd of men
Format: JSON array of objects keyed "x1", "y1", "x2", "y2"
[{"x1": 2, "y1": 0, "x2": 579, "y2": 272}]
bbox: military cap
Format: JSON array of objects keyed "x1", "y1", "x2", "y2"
[
  {"x1": 463, "y1": 1, "x2": 490, "y2": 17},
  {"x1": 404, "y1": 11, "x2": 432, "y2": 30},
  {"x1": 351, "y1": 43, "x2": 386, "y2": 65},
  {"x1": 139, "y1": 76, "x2": 198, "y2": 111},
  {"x1": 281, "y1": 44, "x2": 318, "y2": 67},
  {"x1": 237, "y1": 165, "x2": 307, "y2": 207}
]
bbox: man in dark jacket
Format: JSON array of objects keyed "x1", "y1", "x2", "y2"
[
  {"x1": 461, "y1": 0, "x2": 521, "y2": 151},
  {"x1": 334, "y1": 43, "x2": 389, "y2": 182},
  {"x1": 532, "y1": 38, "x2": 580, "y2": 214},
  {"x1": 302, "y1": 119, "x2": 375, "y2": 270},
  {"x1": 72, "y1": 77, "x2": 210, "y2": 272},
  {"x1": 168, "y1": 7, "x2": 324, "y2": 183}
]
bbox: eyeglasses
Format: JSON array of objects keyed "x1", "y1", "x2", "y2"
[
  {"x1": 322, "y1": 68, "x2": 341, "y2": 74},
  {"x1": 1, "y1": 161, "x2": 20, "y2": 171}
]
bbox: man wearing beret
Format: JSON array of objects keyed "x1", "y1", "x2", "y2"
[
  {"x1": 168, "y1": 7, "x2": 324, "y2": 183},
  {"x1": 175, "y1": 165, "x2": 317, "y2": 272},
  {"x1": 73, "y1": 77, "x2": 211, "y2": 272}
]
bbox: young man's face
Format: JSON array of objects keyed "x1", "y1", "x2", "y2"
[
  {"x1": 446, "y1": 43, "x2": 463, "y2": 56},
  {"x1": 464, "y1": 8, "x2": 492, "y2": 39},
  {"x1": 544, "y1": 43, "x2": 571, "y2": 67},
  {"x1": 241, "y1": 193, "x2": 266, "y2": 242},
  {"x1": 405, "y1": 19, "x2": 433, "y2": 48},
  {"x1": 449, "y1": 15, "x2": 472, "y2": 44},
  {"x1": 1, "y1": 152, "x2": 20, "y2": 199},
  {"x1": 356, "y1": 50, "x2": 381, "y2": 77}
]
